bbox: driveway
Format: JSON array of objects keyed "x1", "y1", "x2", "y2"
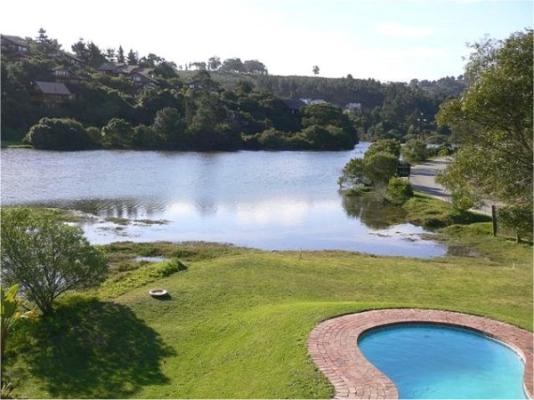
[{"x1": 409, "y1": 157, "x2": 492, "y2": 216}]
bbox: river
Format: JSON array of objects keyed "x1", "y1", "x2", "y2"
[{"x1": 1, "y1": 142, "x2": 447, "y2": 258}]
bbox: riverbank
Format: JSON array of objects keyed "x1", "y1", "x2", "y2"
[{"x1": 7, "y1": 217, "x2": 532, "y2": 398}]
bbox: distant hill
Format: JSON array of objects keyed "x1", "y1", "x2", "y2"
[
  {"x1": 178, "y1": 71, "x2": 465, "y2": 109},
  {"x1": 2, "y1": 30, "x2": 465, "y2": 149}
]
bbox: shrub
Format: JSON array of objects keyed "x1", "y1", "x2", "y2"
[
  {"x1": 499, "y1": 205, "x2": 533, "y2": 243},
  {"x1": 159, "y1": 258, "x2": 188, "y2": 276},
  {"x1": 338, "y1": 158, "x2": 367, "y2": 190},
  {"x1": 85, "y1": 126, "x2": 103, "y2": 146},
  {"x1": 25, "y1": 118, "x2": 97, "y2": 150},
  {"x1": 132, "y1": 124, "x2": 164, "y2": 149},
  {"x1": 437, "y1": 144, "x2": 453, "y2": 157},
  {"x1": 385, "y1": 177, "x2": 413, "y2": 205},
  {"x1": 101, "y1": 118, "x2": 134, "y2": 148}
]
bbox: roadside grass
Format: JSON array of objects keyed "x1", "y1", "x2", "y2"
[
  {"x1": 9, "y1": 225, "x2": 532, "y2": 398},
  {"x1": 403, "y1": 193, "x2": 491, "y2": 228}
]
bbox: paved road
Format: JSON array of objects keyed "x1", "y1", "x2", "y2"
[{"x1": 409, "y1": 157, "x2": 492, "y2": 216}]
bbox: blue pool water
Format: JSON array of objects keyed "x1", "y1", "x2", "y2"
[{"x1": 358, "y1": 323, "x2": 526, "y2": 399}]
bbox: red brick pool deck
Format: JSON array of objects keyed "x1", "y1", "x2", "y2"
[{"x1": 308, "y1": 309, "x2": 533, "y2": 399}]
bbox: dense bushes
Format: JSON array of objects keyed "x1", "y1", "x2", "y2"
[
  {"x1": 386, "y1": 177, "x2": 414, "y2": 205},
  {"x1": 24, "y1": 118, "x2": 99, "y2": 150},
  {"x1": 24, "y1": 93, "x2": 359, "y2": 151},
  {"x1": 339, "y1": 139, "x2": 401, "y2": 190},
  {"x1": 339, "y1": 138, "x2": 414, "y2": 204}
]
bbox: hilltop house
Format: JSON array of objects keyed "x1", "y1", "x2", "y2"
[
  {"x1": 97, "y1": 62, "x2": 158, "y2": 89},
  {"x1": 33, "y1": 81, "x2": 73, "y2": 105},
  {"x1": 1, "y1": 34, "x2": 29, "y2": 56},
  {"x1": 300, "y1": 98, "x2": 328, "y2": 106},
  {"x1": 131, "y1": 68, "x2": 158, "y2": 88},
  {"x1": 55, "y1": 52, "x2": 84, "y2": 67},
  {"x1": 97, "y1": 62, "x2": 124, "y2": 74},
  {"x1": 345, "y1": 102, "x2": 362, "y2": 113},
  {"x1": 52, "y1": 66, "x2": 83, "y2": 84},
  {"x1": 282, "y1": 98, "x2": 306, "y2": 114}
]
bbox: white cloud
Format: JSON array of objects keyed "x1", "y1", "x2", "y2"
[{"x1": 375, "y1": 22, "x2": 435, "y2": 38}]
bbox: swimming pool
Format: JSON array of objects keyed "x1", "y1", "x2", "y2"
[{"x1": 358, "y1": 323, "x2": 527, "y2": 399}]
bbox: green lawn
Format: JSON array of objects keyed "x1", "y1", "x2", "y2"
[{"x1": 8, "y1": 222, "x2": 532, "y2": 399}]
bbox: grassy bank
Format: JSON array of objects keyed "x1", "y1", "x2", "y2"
[
  {"x1": 403, "y1": 193, "x2": 491, "y2": 228},
  {"x1": 8, "y1": 223, "x2": 532, "y2": 398}
]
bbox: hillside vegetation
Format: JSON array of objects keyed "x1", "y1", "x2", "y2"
[{"x1": 2, "y1": 30, "x2": 463, "y2": 150}]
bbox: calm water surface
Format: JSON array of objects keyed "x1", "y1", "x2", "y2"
[
  {"x1": 1, "y1": 143, "x2": 447, "y2": 257},
  {"x1": 359, "y1": 323, "x2": 526, "y2": 399}
]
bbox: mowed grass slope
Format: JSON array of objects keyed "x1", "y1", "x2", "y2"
[{"x1": 11, "y1": 224, "x2": 532, "y2": 398}]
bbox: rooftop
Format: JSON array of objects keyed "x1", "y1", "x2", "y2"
[
  {"x1": 1, "y1": 34, "x2": 29, "y2": 47},
  {"x1": 34, "y1": 81, "x2": 72, "y2": 96}
]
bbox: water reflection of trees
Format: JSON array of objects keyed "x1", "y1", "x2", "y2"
[
  {"x1": 34, "y1": 199, "x2": 167, "y2": 219},
  {"x1": 341, "y1": 193, "x2": 407, "y2": 229}
]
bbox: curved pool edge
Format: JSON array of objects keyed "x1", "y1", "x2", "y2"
[{"x1": 307, "y1": 309, "x2": 533, "y2": 399}]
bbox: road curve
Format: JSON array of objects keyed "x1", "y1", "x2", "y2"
[{"x1": 409, "y1": 157, "x2": 492, "y2": 216}]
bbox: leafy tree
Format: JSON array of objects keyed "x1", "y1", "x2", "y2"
[
  {"x1": 127, "y1": 49, "x2": 138, "y2": 65},
  {"x1": 499, "y1": 206, "x2": 533, "y2": 243},
  {"x1": 363, "y1": 151, "x2": 398, "y2": 185},
  {"x1": 35, "y1": 28, "x2": 61, "y2": 54},
  {"x1": 402, "y1": 139, "x2": 427, "y2": 162},
  {"x1": 105, "y1": 48, "x2": 116, "y2": 62},
  {"x1": 220, "y1": 58, "x2": 245, "y2": 73},
  {"x1": 235, "y1": 80, "x2": 254, "y2": 95},
  {"x1": 338, "y1": 158, "x2": 368, "y2": 189},
  {"x1": 208, "y1": 56, "x2": 221, "y2": 71},
  {"x1": 152, "y1": 107, "x2": 186, "y2": 148},
  {"x1": 312, "y1": 65, "x2": 320, "y2": 75},
  {"x1": 63, "y1": 82, "x2": 135, "y2": 127},
  {"x1": 249, "y1": 128, "x2": 288, "y2": 149},
  {"x1": 86, "y1": 41, "x2": 106, "y2": 67},
  {"x1": 243, "y1": 59, "x2": 267, "y2": 74},
  {"x1": 299, "y1": 125, "x2": 352, "y2": 150},
  {"x1": 365, "y1": 138, "x2": 401, "y2": 158},
  {"x1": 36, "y1": 27, "x2": 48, "y2": 43},
  {"x1": 187, "y1": 70, "x2": 221, "y2": 93},
  {"x1": 136, "y1": 88, "x2": 184, "y2": 124},
  {"x1": 153, "y1": 61, "x2": 178, "y2": 79},
  {"x1": 25, "y1": 118, "x2": 98, "y2": 150},
  {"x1": 1, "y1": 208, "x2": 107, "y2": 315},
  {"x1": 187, "y1": 94, "x2": 240, "y2": 150},
  {"x1": 139, "y1": 53, "x2": 163, "y2": 67},
  {"x1": 117, "y1": 45, "x2": 125, "y2": 63},
  {"x1": 71, "y1": 38, "x2": 89, "y2": 62},
  {"x1": 191, "y1": 61, "x2": 207, "y2": 70},
  {"x1": 437, "y1": 30, "x2": 533, "y2": 217}
]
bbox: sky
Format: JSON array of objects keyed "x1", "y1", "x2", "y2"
[{"x1": 1, "y1": 0, "x2": 532, "y2": 81}]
